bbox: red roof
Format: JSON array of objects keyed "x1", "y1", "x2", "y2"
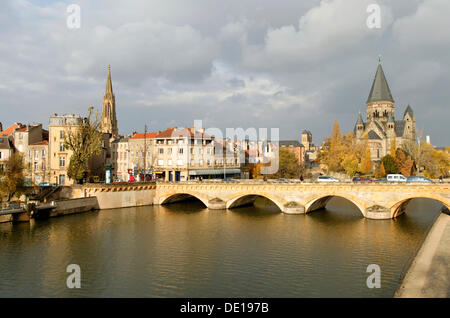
[
  {"x1": 155, "y1": 127, "x2": 211, "y2": 139},
  {"x1": 0, "y1": 123, "x2": 23, "y2": 137},
  {"x1": 129, "y1": 132, "x2": 158, "y2": 139},
  {"x1": 30, "y1": 140, "x2": 49, "y2": 146}
]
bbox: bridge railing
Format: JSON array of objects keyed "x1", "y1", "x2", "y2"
[{"x1": 154, "y1": 179, "x2": 447, "y2": 185}]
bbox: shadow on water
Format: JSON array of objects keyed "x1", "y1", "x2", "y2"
[
  {"x1": 307, "y1": 197, "x2": 364, "y2": 225},
  {"x1": 159, "y1": 197, "x2": 208, "y2": 214},
  {"x1": 228, "y1": 197, "x2": 282, "y2": 217}
]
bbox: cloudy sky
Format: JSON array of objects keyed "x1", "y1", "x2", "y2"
[{"x1": 1, "y1": 0, "x2": 449, "y2": 146}]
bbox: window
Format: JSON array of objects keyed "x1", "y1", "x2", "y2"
[
  {"x1": 207, "y1": 160, "x2": 211, "y2": 166},
  {"x1": 199, "y1": 159, "x2": 203, "y2": 166},
  {"x1": 60, "y1": 131, "x2": 65, "y2": 139},
  {"x1": 19, "y1": 133, "x2": 23, "y2": 140},
  {"x1": 35, "y1": 150, "x2": 39, "y2": 160},
  {"x1": 179, "y1": 148, "x2": 183, "y2": 154},
  {"x1": 59, "y1": 156, "x2": 65, "y2": 167},
  {"x1": 29, "y1": 150, "x2": 32, "y2": 159},
  {"x1": 60, "y1": 142, "x2": 65, "y2": 151},
  {"x1": 42, "y1": 149, "x2": 46, "y2": 157},
  {"x1": 34, "y1": 162, "x2": 38, "y2": 171},
  {"x1": 59, "y1": 174, "x2": 65, "y2": 185},
  {"x1": 168, "y1": 148, "x2": 172, "y2": 154},
  {"x1": 0, "y1": 152, "x2": 2, "y2": 159},
  {"x1": 168, "y1": 160, "x2": 172, "y2": 166},
  {"x1": 42, "y1": 162, "x2": 46, "y2": 170},
  {"x1": 159, "y1": 148, "x2": 164, "y2": 154},
  {"x1": 198, "y1": 149, "x2": 202, "y2": 155},
  {"x1": 158, "y1": 160, "x2": 164, "y2": 166},
  {"x1": 190, "y1": 148, "x2": 194, "y2": 154},
  {"x1": 177, "y1": 160, "x2": 183, "y2": 166},
  {"x1": 190, "y1": 159, "x2": 194, "y2": 166}
]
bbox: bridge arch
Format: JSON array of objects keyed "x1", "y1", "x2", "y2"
[
  {"x1": 388, "y1": 195, "x2": 450, "y2": 218},
  {"x1": 304, "y1": 194, "x2": 366, "y2": 217},
  {"x1": 158, "y1": 191, "x2": 210, "y2": 208},
  {"x1": 226, "y1": 193, "x2": 286, "y2": 212}
]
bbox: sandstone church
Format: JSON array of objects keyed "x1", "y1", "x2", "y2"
[{"x1": 355, "y1": 60, "x2": 416, "y2": 161}]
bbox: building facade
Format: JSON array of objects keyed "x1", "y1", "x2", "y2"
[
  {"x1": 48, "y1": 114, "x2": 83, "y2": 185},
  {"x1": 355, "y1": 61, "x2": 416, "y2": 161},
  {"x1": 28, "y1": 140, "x2": 49, "y2": 184}
]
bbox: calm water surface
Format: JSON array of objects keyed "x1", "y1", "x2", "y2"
[{"x1": 0, "y1": 198, "x2": 443, "y2": 297}]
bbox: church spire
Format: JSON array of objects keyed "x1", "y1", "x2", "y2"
[
  {"x1": 105, "y1": 64, "x2": 113, "y2": 96},
  {"x1": 356, "y1": 112, "x2": 364, "y2": 125},
  {"x1": 100, "y1": 65, "x2": 118, "y2": 136},
  {"x1": 367, "y1": 60, "x2": 394, "y2": 103}
]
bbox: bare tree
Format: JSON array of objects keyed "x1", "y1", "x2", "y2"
[{"x1": 64, "y1": 106, "x2": 103, "y2": 183}]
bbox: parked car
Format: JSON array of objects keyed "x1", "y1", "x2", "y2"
[
  {"x1": 39, "y1": 182, "x2": 57, "y2": 187},
  {"x1": 317, "y1": 176, "x2": 340, "y2": 183},
  {"x1": 352, "y1": 177, "x2": 374, "y2": 183},
  {"x1": 386, "y1": 174, "x2": 407, "y2": 182},
  {"x1": 406, "y1": 176, "x2": 432, "y2": 183},
  {"x1": 376, "y1": 178, "x2": 387, "y2": 183},
  {"x1": 275, "y1": 178, "x2": 289, "y2": 182},
  {"x1": 222, "y1": 178, "x2": 237, "y2": 182}
]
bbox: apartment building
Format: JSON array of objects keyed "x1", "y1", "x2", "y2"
[
  {"x1": 48, "y1": 114, "x2": 83, "y2": 185},
  {"x1": 28, "y1": 140, "x2": 49, "y2": 184}
]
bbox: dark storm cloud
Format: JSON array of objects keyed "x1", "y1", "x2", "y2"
[{"x1": 0, "y1": 0, "x2": 448, "y2": 146}]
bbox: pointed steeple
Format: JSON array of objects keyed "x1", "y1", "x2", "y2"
[
  {"x1": 404, "y1": 104, "x2": 414, "y2": 118},
  {"x1": 105, "y1": 65, "x2": 114, "y2": 96},
  {"x1": 356, "y1": 112, "x2": 364, "y2": 125},
  {"x1": 101, "y1": 65, "x2": 118, "y2": 136},
  {"x1": 367, "y1": 60, "x2": 394, "y2": 103}
]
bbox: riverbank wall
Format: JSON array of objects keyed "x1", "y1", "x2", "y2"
[
  {"x1": 72, "y1": 183, "x2": 156, "y2": 210},
  {"x1": 49, "y1": 197, "x2": 99, "y2": 217},
  {"x1": 0, "y1": 197, "x2": 99, "y2": 223},
  {"x1": 395, "y1": 213, "x2": 450, "y2": 298}
]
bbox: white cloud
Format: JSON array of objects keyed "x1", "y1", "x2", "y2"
[{"x1": 241, "y1": 0, "x2": 393, "y2": 71}]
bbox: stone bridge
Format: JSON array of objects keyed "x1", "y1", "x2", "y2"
[{"x1": 80, "y1": 181, "x2": 450, "y2": 220}]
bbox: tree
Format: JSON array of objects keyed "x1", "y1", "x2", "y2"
[
  {"x1": 270, "y1": 148, "x2": 303, "y2": 178},
  {"x1": 401, "y1": 129, "x2": 433, "y2": 173},
  {"x1": 64, "y1": 106, "x2": 103, "y2": 183},
  {"x1": 330, "y1": 120, "x2": 342, "y2": 147},
  {"x1": 432, "y1": 149, "x2": 450, "y2": 177},
  {"x1": 342, "y1": 153, "x2": 359, "y2": 176},
  {"x1": 374, "y1": 162, "x2": 386, "y2": 178},
  {"x1": 360, "y1": 148, "x2": 373, "y2": 174},
  {"x1": 0, "y1": 153, "x2": 26, "y2": 202},
  {"x1": 317, "y1": 123, "x2": 370, "y2": 176},
  {"x1": 390, "y1": 138, "x2": 397, "y2": 159},
  {"x1": 381, "y1": 155, "x2": 399, "y2": 174},
  {"x1": 395, "y1": 149, "x2": 414, "y2": 177}
]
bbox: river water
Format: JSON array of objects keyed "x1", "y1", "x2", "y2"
[{"x1": 0, "y1": 197, "x2": 443, "y2": 297}]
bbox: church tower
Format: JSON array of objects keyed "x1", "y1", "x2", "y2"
[
  {"x1": 100, "y1": 65, "x2": 118, "y2": 136},
  {"x1": 366, "y1": 59, "x2": 395, "y2": 124}
]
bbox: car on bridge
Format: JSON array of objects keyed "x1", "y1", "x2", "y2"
[
  {"x1": 407, "y1": 176, "x2": 432, "y2": 183},
  {"x1": 317, "y1": 176, "x2": 340, "y2": 183},
  {"x1": 352, "y1": 177, "x2": 375, "y2": 183},
  {"x1": 387, "y1": 174, "x2": 407, "y2": 182}
]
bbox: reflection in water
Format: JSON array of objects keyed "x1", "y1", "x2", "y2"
[{"x1": 0, "y1": 197, "x2": 443, "y2": 297}]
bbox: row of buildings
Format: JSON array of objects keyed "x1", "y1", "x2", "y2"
[{"x1": 0, "y1": 66, "x2": 318, "y2": 185}]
